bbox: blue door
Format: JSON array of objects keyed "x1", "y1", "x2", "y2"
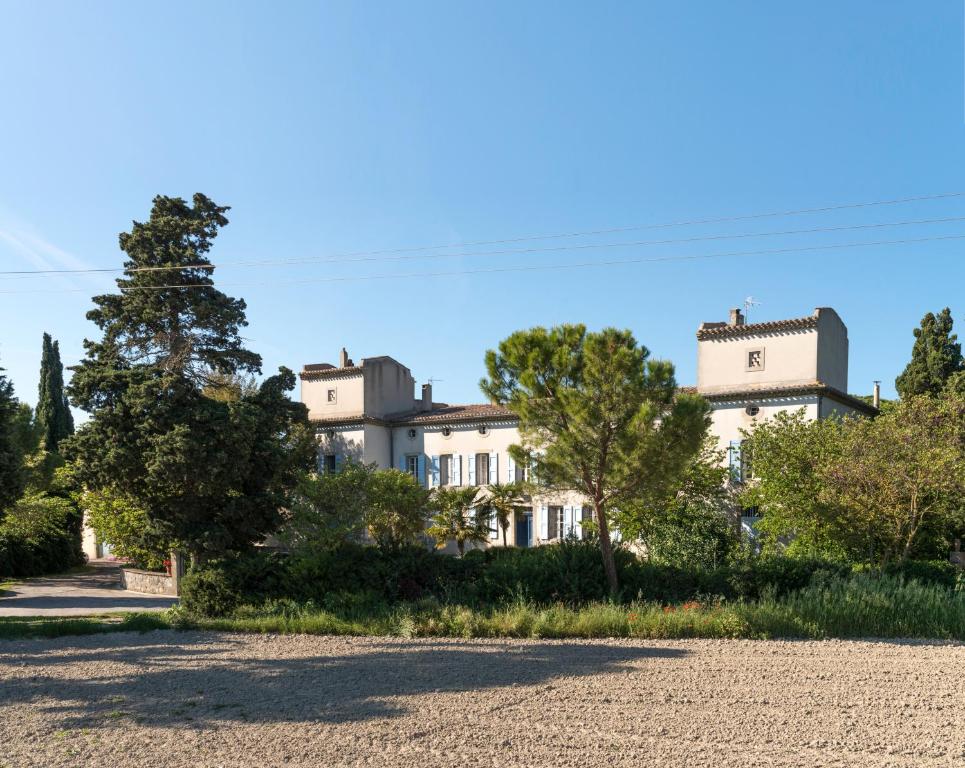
[{"x1": 515, "y1": 511, "x2": 533, "y2": 547}]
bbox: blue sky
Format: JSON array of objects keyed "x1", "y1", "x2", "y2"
[{"x1": 1, "y1": 1, "x2": 964, "y2": 413}]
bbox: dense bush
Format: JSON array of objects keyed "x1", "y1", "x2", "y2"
[
  {"x1": 179, "y1": 539, "x2": 965, "y2": 618},
  {"x1": 881, "y1": 559, "x2": 963, "y2": 591},
  {"x1": 179, "y1": 566, "x2": 245, "y2": 617},
  {"x1": 0, "y1": 492, "x2": 84, "y2": 577},
  {"x1": 179, "y1": 550, "x2": 292, "y2": 616},
  {"x1": 721, "y1": 555, "x2": 853, "y2": 601}
]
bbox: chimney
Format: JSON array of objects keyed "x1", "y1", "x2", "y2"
[
  {"x1": 728, "y1": 308, "x2": 745, "y2": 327},
  {"x1": 339, "y1": 347, "x2": 350, "y2": 368},
  {"x1": 420, "y1": 382, "x2": 433, "y2": 412},
  {"x1": 873, "y1": 381, "x2": 881, "y2": 409}
]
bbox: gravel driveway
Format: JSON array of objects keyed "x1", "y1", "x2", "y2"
[{"x1": 0, "y1": 632, "x2": 961, "y2": 767}]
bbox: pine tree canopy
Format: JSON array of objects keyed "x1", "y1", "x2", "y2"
[
  {"x1": 64, "y1": 194, "x2": 313, "y2": 559},
  {"x1": 71, "y1": 193, "x2": 261, "y2": 404},
  {"x1": 895, "y1": 308, "x2": 964, "y2": 399},
  {"x1": 480, "y1": 324, "x2": 710, "y2": 594}
]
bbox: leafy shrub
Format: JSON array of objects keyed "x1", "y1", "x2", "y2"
[
  {"x1": 0, "y1": 492, "x2": 84, "y2": 577},
  {"x1": 178, "y1": 550, "x2": 294, "y2": 616},
  {"x1": 285, "y1": 543, "x2": 476, "y2": 603},
  {"x1": 473, "y1": 539, "x2": 613, "y2": 603},
  {"x1": 882, "y1": 559, "x2": 961, "y2": 590},
  {"x1": 179, "y1": 565, "x2": 245, "y2": 617},
  {"x1": 723, "y1": 555, "x2": 852, "y2": 601}
]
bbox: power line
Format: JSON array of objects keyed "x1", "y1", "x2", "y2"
[
  {"x1": 3, "y1": 231, "x2": 963, "y2": 294},
  {"x1": 3, "y1": 211, "x2": 965, "y2": 279}
]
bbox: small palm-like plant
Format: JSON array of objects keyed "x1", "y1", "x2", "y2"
[
  {"x1": 481, "y1": 482, "x2": 526, "y2": 547},
  {"x1": 427, "y1": 486, "x2": 489, "y2": 556}
]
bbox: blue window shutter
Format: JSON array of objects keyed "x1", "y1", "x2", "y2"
[
  {"x1": 467, "y1": 453, "x2": 476, "y2": 485},
  {"x1": 453, "y1": 454, "x2": 462, "y2": 486},
  {"x1": 506, "y1": 454, "x2": 515, "y2": 482},
  {"x1": 562, "y1": 506, "x2": 572, "y2": 538},
  {"x1": 430, "y1": 455, "x2": 440, "y2": 487},
  {"x1": 417, "y1": 454, "x2": 426, "y2": 487},
  {"x1": 334, "y1": 454, "x2": 343, "y2": 473},
  {"x1": 573, "y1": 507, "x2": 583, "y2": 539},
  {"x1": 539, "y1": 505, "x2": 548, "y2": 540},
  {"x1": 489, "y1": 509, "x2": 498, "y2": 540},
  {"x1": 398, "y1": 454, "x2": 407, "y2": 472},
  {"x1": 489, "y1": 452, "x2": 497, "y2": 485}
]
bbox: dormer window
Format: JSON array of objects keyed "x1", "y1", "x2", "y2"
[
  {"x1": 746, "y1": 348, "x2": 764, "y2": 372},
  {"x1": 327, "y1": 388, "x2": 337, "y2": 403}
]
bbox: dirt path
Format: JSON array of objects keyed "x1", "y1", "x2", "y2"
[
  {"x1": 0, "y1": 632, "x2": 961, "y2": 767},
  {"x1": 0, "y1": 562, "x2": 176, "y2": 617}
]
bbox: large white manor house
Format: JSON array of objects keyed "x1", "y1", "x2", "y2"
[{"x1": 301, "y1": 307, "x2": 876, "y2": 548}]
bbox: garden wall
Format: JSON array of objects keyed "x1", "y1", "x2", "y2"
[{"x1": 120, "y1": 568, "x2": 176, "y2": 596}]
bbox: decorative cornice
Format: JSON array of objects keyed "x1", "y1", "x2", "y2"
[{"x1": 698, "y1": 381, "x2": 877, "y2": 415}]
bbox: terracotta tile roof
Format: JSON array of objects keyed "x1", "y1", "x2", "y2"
[
  {"x1": 696, "y1": 315, "x2": 818, "y2": 340},
  {"x1": 309, "y1": 413, "x2": 373, "y2": 427},
  {"x1": 389, "y1": 403, "x2": 518, "y2": 425},
  {"x1": 698, "y1": 381, "x2": 877, "y2": 415},
  {"x1": 300, "y1": 364, "x2": 362, "y2": 381}
]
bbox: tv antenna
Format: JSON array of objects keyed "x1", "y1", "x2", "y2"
[{"x1": 743, "y1": 296, "x2": 761, "y2": 322}]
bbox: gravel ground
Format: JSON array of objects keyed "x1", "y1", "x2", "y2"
[{"x1": 0, "y1": 632, "x2": 961, "y2": 768}]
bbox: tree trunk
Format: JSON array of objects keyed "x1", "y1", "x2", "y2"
[
  {"x1": 457, "y1": 539, "x2": 465, "y2": 557},
  {"x1": 502, "y1": 522, "x2": 508, "y2": 548},
  {"x1": 594, "y1": 500, "x2": 619, "y2": 597}
]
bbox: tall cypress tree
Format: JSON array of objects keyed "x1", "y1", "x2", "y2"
[
  {"x1": 52, "y1": 340, "x2": 74, "y2": 439},
  {"x1": 895, "y1": 308, "x2": 964, "y2": 398},
  {"x1": 0, "y1": 363, "x2": 25, "y2": 514},
  {"x1": 35, "y1": 333, "x2": 74, "y2": 452}
]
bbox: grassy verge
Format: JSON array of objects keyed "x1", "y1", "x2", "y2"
[
  {"x1": 2, "y1": 574, "x2": 962, "y2": 642},
  {"x1": 0, "y1": 613, "x2": 170, "y2": 640}
]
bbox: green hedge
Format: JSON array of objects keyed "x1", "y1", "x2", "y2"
[{"x1": 180, "y1": 540, "x2": 963, "y2": 618}]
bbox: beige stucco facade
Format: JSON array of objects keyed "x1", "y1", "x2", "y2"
[
  {"x1": 695, "y1": 307, "x2": 874, "y2": 469},
  {"x1": 301, "y1": 306, "x2": 876, "y2": 551}
]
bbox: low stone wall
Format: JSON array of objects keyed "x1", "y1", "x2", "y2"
[{"x1": 120, "y1": 568, "x2": 176, "y2": 596}]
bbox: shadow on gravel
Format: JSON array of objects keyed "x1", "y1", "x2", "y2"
[{"x1": 0, "y1": 636, "x2": 687, "y2": 728}]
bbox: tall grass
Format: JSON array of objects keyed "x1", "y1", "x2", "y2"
[
  {"x1": 748, "y1": 572, "x2": 965, "y2": 639},
  {"x1": 171, "y1": 574, "x2": 964, "y2": 641},
  {"x1": 3, "y1": 574, "x2": 962, "y2": 641}
]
